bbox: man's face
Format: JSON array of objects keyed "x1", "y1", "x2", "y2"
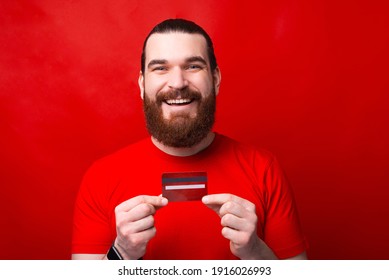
[{"x1": 139, "y1": 32, "x2": 221, "y2": 147}]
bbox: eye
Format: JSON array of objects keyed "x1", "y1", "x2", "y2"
[
  {"x1": 150, "y1": 64, "x2": 168, "y2": 73},
  {"x1": 152, "y1": 66, "x2": 168, "y2": 72},
  {"x1": 186, "y1": 64, "x2": 203, "y2": 71}
]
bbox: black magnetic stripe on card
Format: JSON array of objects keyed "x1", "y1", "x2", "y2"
[{"x1": 162, "y1": 176, "x2": 207, "y2": 184}]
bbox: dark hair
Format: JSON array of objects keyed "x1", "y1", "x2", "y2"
[{"x1": 141, "y1": 18, "x2": 217, "y2": 73}]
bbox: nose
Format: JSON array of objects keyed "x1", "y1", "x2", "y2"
[{"x1": 167, "y1": 67, "x2": 188, "y2": 90}]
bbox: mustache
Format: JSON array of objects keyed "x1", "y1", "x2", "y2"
[{"x1": 155, "y1": 88, "x2": 202, "y2": 104}]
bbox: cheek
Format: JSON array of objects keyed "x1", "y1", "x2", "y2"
[
  {"x1": 144, "y1": 76, "x2": 166, "y2": 96},
  {"x1": 193, "y1": 75, "x2": 214, "y2": 94}
]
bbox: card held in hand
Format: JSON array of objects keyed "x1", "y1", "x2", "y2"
[{"x1": 162, "y1": 172, "x2": 208, "y2": 202}]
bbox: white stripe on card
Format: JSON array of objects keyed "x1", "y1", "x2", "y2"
[{"x1": 165, "y1": 184, "x2": 206, "y2": 190}]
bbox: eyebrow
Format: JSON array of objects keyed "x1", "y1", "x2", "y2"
[
  {"x1": 147, "y1": 56, "x2": 208, "y2": 69},
  {"x1": 186, "y1": 56, "x2": 207, "y2": 65},
  {"x1": 147, "y1": 59, "x2": 168, "y2": 69}
]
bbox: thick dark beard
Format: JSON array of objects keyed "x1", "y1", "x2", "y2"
[{"x1": 143, "y1": 88, "x2": 216, "y2": 148}]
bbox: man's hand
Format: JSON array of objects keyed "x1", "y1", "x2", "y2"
[
  {"x1": 202, "y1": 193, "x2": 277, "y2": 260},
  {"x1": 114, "y1": 195, "x2": 168, "y2": 260}
]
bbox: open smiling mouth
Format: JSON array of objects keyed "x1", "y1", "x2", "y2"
[{"x1": 164, "y1": 98, "x2": 194, "y2": 106}]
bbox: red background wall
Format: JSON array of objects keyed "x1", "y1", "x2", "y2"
[{"x1": 1, "y1": 0, "x2": 388, "y2": 259}]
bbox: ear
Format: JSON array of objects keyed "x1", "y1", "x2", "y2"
[
  {"x1": 213, "y1": 66, "x2": 221, "y2": 96},
  {"x1": 138, "y1": 71, "x2": 145, "y2": 100}
]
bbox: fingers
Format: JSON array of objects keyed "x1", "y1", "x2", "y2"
[
  {"x1": 220, "y1": 202, "x2": 257, "y2": 232},
  {"x1": 202, "y1": 193, "x2": 259, "y2": 259},
  {"x1": 125, "y1": 227, "x2": 157, "y2": 246},
  {"x1": 116, "y1": 216, "x2": 156, "y2": 243},
  {"x1": 116, "y1": 195, "x2": 168, "y2": 213},
  {"x1": 202, "y1": 193, "x2": 255, "y2": 212},
  {"x1": 202, "y1": 194, "x2": 257, "y2": 229},
  {"x1": 221, "y1": 212, "x2": 255, "y2": 231},
  {"x1": 116, "y1": 195, "x2": 167, "y2": 226},
  {"x1": 114, "y1": 195, "x2": 168, "y2": 259},
  {"x1": 220, "y1": 212, "x2": 257, "y2": 246},
  {"x1": 126, "y1": 203, "x2": 156, "y2": 223},
  {"x1": 202, "y1": 194, "x2": 256, "y2": 218},
  {"x1": 219, "y1": 200, "x2": 247, "y2": 218},
  {"x1": 116, "y1": 195, "x2": 168, "y2": 231},
  {"x1": 122, "y1": 214, "x2": 155, "y2": 233}
]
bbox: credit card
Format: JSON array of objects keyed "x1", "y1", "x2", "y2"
[{"x1": 162, "y1": 172, "x2": 207, "y2": 202}]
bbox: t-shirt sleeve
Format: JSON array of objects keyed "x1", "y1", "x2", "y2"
[
  {"x1": 261, "y1": 155, "x2": 308, "y2": 259},
  {"x1": 72, "y1": 162, "x2": 113, "y2": 254}
]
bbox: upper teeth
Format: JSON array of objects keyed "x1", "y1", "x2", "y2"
[{"x1": 166, "y1": 99, "x2": 191, "y2": 105}]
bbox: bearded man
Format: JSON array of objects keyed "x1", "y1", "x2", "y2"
[{"x1": 72, "y1": 19, "x2": 307, "y2": 260}]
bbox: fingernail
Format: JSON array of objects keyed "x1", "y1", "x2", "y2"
[
  {"x1": 202, "y1": 196, "x2": 208, "y2": 204},
  {"x1": 161, "y1": 197, "x2": 168, "y2": 205}
]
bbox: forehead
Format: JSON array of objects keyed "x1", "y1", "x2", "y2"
[{"x1": 145, "y1": 32, "x2": 208, "y2": 64}]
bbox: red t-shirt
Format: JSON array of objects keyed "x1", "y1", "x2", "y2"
[{"x1": 72, "y1": 133, "x2": 307, "y2": 259}]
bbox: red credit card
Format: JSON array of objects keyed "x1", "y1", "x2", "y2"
[{"x1": 162, "y1": 172, "x2": 207, "y2": 202}]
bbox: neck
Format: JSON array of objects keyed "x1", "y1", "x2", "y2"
[{"x1": 151, "y1": 132, "x2": 215, "y2": 157}]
